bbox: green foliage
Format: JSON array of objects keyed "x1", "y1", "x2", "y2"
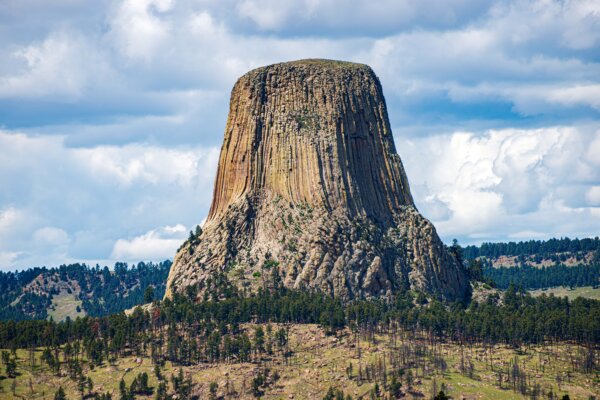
[
  {"x1": 0, "y1": 261, "x2": 171, "y2": 320},
  {"x1": 6, "y1": 358, "x2": 17, "y2": 378},
  {"x1": 448, "y1": 238, "x2": 464, "y2": 266},
  {"x1": 320, "y1": 298, "x2": 345, "y2": 334},
  {"x1": 54, "y1": 386, "x2": 67, "y2": 400},
  {"x1": 254, "y1": 326, "x2": 265, "y2": 353},
  {"x1": 119, "y1": 378, "x2": 131, "y2": 400},
  {"x1": 155, "y1": 381, "x2": 168, "y2": 400},
  {"x1": 275, "y1": 327, "x2": 288, "y2": 350},
  {"x1": 484, "y1": 263, "x2": 599, "y2": 290},
  {"x1": 433, "y1": 390, "x2": 450, "y2": 400},
  {"x1": 323, "y1": 386, "x2": 352, "y2": 400},
  {"x1": 416, "y1": 291, "x2": 428, "y2": 305},
  {"x1": 462, "y1": 237, "x2": 600, "y2": 290},
  {"x1": 389, "y1": 375, "x2": 401, "y2": 398},
  {"x1": 4, "y1": 351, "x2": 17, "y2": 378},
  {"x1": 464, "y1": 237, "x2": 600, "y2": 259},
  {"x1": 130, "y1": 372, "x2": 153, "y2": 395},
  {"x1": 0, "y1": 277, "x2": 599, "y2": 373},
  {"x1": 144, "y1": 286, "x2": 155, "y2": 303},
  {"x1": 209, "y1": 381, "x2": 218, "y2": 399},
  {"x1": 467, "y1": 259, "x2": 485, "y2": 281},
  {"x1": 171, "y1": 368, "x2": 193, "y2": 399},
  {"x1": 185, "y1": 225, "x2": 203, "y2": 253},
  {"x1": 251, "y1": 368, "x2": 271, "y2": 398}
]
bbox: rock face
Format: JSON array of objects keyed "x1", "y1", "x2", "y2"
[{"x1": 165, "y1": 59, "x2": 470, "y2": 302}]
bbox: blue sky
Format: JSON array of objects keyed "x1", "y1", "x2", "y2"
[{"x1": 0, "y1": 0, "x2": 599, "y2": 270}]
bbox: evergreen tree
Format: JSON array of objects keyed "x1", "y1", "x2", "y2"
[
  {"x1": 144, "y1": 286, "x2": 155, "y2": 303},
  {"x1": 434, "y1": 390, "x2": 450, "y2": 400},
  {"x1": 54, "y1": 386, "x2": 67, "y2": 400}
]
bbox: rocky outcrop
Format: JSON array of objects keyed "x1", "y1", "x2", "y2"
[{"x1": 165, "y1": 59, "x2": 470, "y2": 302}]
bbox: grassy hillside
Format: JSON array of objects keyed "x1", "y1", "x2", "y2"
[
  {"x1": 0, "y1": 324, "x2": 597, "y2": 399},
  {"x1": 0, "y1": 261, "x2": 171, "y2": 321},
  {"x1": 460, "y1": 237, "x2": 600, "y2": 291},
  {"x1": 530, "y1": 286, "x2": 600, "y2": 301}
]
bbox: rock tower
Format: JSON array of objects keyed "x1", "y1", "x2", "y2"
[{"x1": 165, "y1": 59, "x2": 470, "y2": 302}]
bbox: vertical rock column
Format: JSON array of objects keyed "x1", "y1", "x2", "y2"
[{"x1": 165, "y1": 59, "x2": 470, "y2": 302}]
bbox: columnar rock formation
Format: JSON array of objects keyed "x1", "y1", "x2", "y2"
[{"x1": 165, "y1": 59, "x2": 470, "y2": 302}]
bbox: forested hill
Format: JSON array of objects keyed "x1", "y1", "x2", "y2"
[
  {"x1": 2, "y1": 237, "x2": 599, "y2": 322},
  {"x1": 0, "y1": 261, "x2": 171, "y2": 321},
  {"x1": 462, "y1": 237, "x2": 600, "y2": 290},
  {"x1": 463, "y1": 237, "x2": 600, "y2": 261}
]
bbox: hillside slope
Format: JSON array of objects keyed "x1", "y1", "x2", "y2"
[
  {"x1": 462, "y1": 237, "x2": 600, "y2": 291},
  {"x1": 0, "y1": 261, "x2": 171, "y2": 321}
]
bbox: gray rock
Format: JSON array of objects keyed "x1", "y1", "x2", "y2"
[{"x1": 165, "y1": 59, "x2": 470, "y2": 302}]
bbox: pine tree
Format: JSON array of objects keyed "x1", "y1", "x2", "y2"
[
  {"x1": 144, "y1": 286, "x2": 155, "y2": 303},
  {"x1": 54, "y1": 386, "x2": 67, "y2": 400}
]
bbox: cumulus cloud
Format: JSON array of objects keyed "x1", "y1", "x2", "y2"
[
  {"x1": 111, "y1": 224, "x2": 187, "y2": 261},
  {"x1": 107, "y1": 0, "x2": 174, "y2": 60},
  {"x1": 361, "y1": 1, "x2": 600, "y2": 134},
  {"x1": 397, "y1": 126, "x2": 600, "y2": 243},
  {"x1": 0, "y1": 130, "x2": 218, "y2": 270},
  {"x1": 0, "y1": 252, "x2": 19, "y2": 267},
  {"x1": 1, "y1": 0, "x2": 597, "y2": 142},
  {"x1": 33, "y1": 227, "x2": 69, "y2": 247},
  {"x1": 0, "y1": 31, "x2": 110, "y2": 99},
  {"x1": 586, "y1": 186, "x2": 600, "y2": 206},
  {"x1": 0, "y1": 207, "x2": 23, "y2": 235},
  {"x1": 0, "y1": 0, "x2": 598, "y2": 267},
  {"x1": 235, "y1": 0, "x2": 491, "y2": 34}
]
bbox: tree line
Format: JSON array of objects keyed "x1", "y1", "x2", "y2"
[
  {"x1": 455, "y1": 237, "x2": 599, "y2": 291},
  {"x1": 0, "y1": 267, "x2": 598, "y2": 400},
  {"x1": 484, "y1": 263, "x2": 600, "y2": 290},
  {"x1": 463, "y1": 237, "x2": 600, "y2": 259},
  {"x1": 0, "y1": 261, "x2": 171, "y2": 320},
  {"x1": 0, "y1": 279, "x2": 598, "y2": 354}
]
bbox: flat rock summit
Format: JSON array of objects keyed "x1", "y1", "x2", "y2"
[{"x1": 166, "y1": 59, "x2": 470, "y2": 302}]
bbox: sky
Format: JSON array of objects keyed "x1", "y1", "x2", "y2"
[{"x1": 0, "y1": 0, "x2": 599, "y2": 270}]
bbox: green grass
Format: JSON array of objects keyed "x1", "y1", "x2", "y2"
[
  {"x1": 1, "y1": 325, "x2": 598, "y2": 399},
  {"x1": 529, "y1": 286, "x2": 600, "y2": 300},
  {"x1": 47, "y1": 291, "x2": 86, "y2": 322}
]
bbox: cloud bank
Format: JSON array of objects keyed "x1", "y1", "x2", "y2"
[{"x1": 0, "y1": 0, "x2": 598, "y2": 269}]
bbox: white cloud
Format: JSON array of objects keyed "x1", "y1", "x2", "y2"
[
  {"x1": 0, "y1": 207, "x2": 37, "y2": 245},
  {"x1": 362, "y1": 1, "x2": 600, "y2": 120},
  {"x1": 544, "y1": 84, "x2": 600, "y2": 111},
  {"x1": 445, "y1": 83, "x2": 600, "y2": 115},
  {"x1": 586, "y1": 186, "x2": 600, "y2": 206},
  {"x1": 0, "y1": 130, "x2": 218, "y2": 269},
  {"x1": 236, "y1": 0, "x2": 321, "y2": 30},
  {"x1": 72, "y1": 144, "x2": 218, "y2": 187},
  {"x1": 0, "y1": 252, "x2": 19, "y2": 267},
  {"x1": 0, "y1": 0, "x2": 598, "y2": 268},
  {"x1": 0, "y1": 32, "x2": 109, "y2": 99},
  {"x1": 235, "y1": 0, "x2": 490, "y2": 33},
  {"x1": 397, "y1": 126, "x2": 600, "y2": 243},
  {"x1": 108, "y1": 0, "x2": 174, "y2": 60},
  {"x1": 33, "y1": 227, "x2": 69, "y2": 246},
  {"x1": 111, "y1": 224, "x2": 187, "y2": 261},
  {"x1": 489, "y1": 0, "x2": 600, "y2": 51},
  {"x1": 0, "y1": 207, "x2": 23, "y2": 235}
]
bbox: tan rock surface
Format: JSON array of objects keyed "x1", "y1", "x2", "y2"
[{"x1": 165, "y1": 59, "x2": 470, "y2": 302}]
